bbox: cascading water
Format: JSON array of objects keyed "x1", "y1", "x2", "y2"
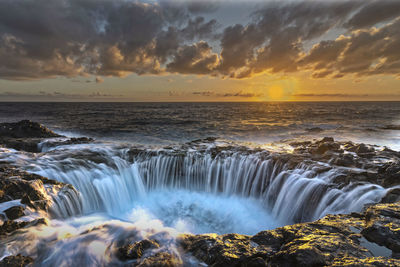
[
  {"x1": 21, "y1": 144, "x2": 388, "y2": 226},
  {"x1": 0, "y1": 143, "x2": 389, "y2": 265}
]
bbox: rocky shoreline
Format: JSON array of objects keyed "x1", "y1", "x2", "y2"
[{"x1": 0, "y1": 120, "x2": 400, "y2": 266}]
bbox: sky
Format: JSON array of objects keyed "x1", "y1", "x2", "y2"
[{"x1": 0, "y1": 0, "x2": 400, "y2": 102}]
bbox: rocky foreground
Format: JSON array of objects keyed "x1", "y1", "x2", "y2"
[{"x1": 0, "y1": 120, "x2": 400, "y2": 266}]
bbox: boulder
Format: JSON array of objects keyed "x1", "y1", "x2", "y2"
[
  {"x1": 381, "y1": 188, "x2": 400, "y2": 203},
  {"x1": 0, "y1": 120, "x2": 66, "y2": 152},
  {"x1": 0, "y1": 120, "x2": 60, "y2": 138},
  {"x1": 4, "y1": 206, "x2": 24, "y2": 220}
]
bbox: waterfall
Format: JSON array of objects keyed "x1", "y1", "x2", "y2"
[{"x1": 30, "y1": 147, "x2": 388, "y2": 224}]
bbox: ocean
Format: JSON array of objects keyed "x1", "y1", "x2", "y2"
[{"x1": 0, "y1": 101, "x2": 399, "y2": 149}]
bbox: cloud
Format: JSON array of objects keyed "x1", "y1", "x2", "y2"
[
  {"x1": 192, "y1": 90, "x2": 262, "y2": 98},
  {"x1": 0, "y1": 91, "x2": 123, "y2": 100},
  {"x1": 219, "y1": 91, "x2": 262, "y2": 98},
  {"x1": 0, "y1": 0, "x2": 217, "y2": 80},
  {"x1": 218, "y1": 0, "x2": 400, "y2": 79},
  {"x1": 293, "y1": 93, "x2": 400, "y2": 98},
  {"x1": 345, "y1": 0, "x2": 400, "y2": 29},
  {"x1": 167, "y1": 41, "x2": 219, "y2": 74},
  {"x1": 301, "y1": 18, "x2": 400, "y2": 78},
  {"x1": 192, "y1": 91, "x2": 214, "y2": 96},
  {"x1": 0, "y1": 0, "x2": 399, "y2": 81}
]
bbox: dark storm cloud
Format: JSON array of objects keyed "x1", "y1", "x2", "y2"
[
  {"x1": 215, "y1": 0, "x2": 400, "y2": 78},
  {"x1": 166, "y1": 41, "x2": 219, "y2": 74},
  {"x1": 0, "y1": 0, "x2": 400, "y2": 81},
  {"x1": 0, "y1": 0, "x2": 217, "y2": 80},
  {"x1": 301, "y1": 17, "x2": 400, "y2": 78}
]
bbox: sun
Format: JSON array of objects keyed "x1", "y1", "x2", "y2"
[{"x1": 268, "y1": 84, "x2": 284, "y2": 100}]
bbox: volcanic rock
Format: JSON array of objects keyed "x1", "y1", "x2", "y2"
[
  {"x1": 4, "y1": 206, "x2": 24, "y2": 220},
  {"x1": 39, "y1": 137, "x2": 95, "y2": 151},
  {"x1": 0, "y1": 254, "x2": 33, "y2": 267},
  {"x1": 0, "y1": 120, "x2": 94, "y2": 152},
  {"x1": 0, "y1": 120, "x2": 60, "y2": 139},
  {"x1": 0, "y1": 218, "x2": 47, "y2": 237},
  {"x1": 137, "y1": 252, "x2": 182, "y2": 267},
  {"x1": 117, "y1": 239, "x2": 160, "y2": 260},
  {"x1": 381, "y1": 188, "x2": 400, "y2": 204},
  {"x1": 178, "y1": 203, "x2": 400, "y2": 266},
  {"x1": 317, "y1": 137, "x2": 335, "y2": 143},
  {"x1": 361, "y1": 203, "x2": 400, "y2": 252},
  {"x1": 0, "y1": 120, "x2": 62, "y2": 152}
]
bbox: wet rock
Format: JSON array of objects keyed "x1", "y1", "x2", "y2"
[
  {"x1": 0, "y1": 120, "x2": 60, "y2": 138},
  {"x1": 289, "y1": 141, "x2": 312, "y2": 147},
  {"x1": 4, "y1": 206, "x2": 24, "y2": 220},
  {"x1": 313, "y1": 142, "x2": 340, "y2": 155},
  {"x1": 179, "y1": 232, "x2": 277, "y2": 266},
  {"x1": 304, "y1": 137, "x2": 343, "y2": 155},
  {"x1": 0, "y1": 138, "x2": 42, "y2": 153},
  {"x1": 332, "y1": 154, "x2": 355, "y2": 167},
  {"x1": 0, "y1": 220, "x2": 29, "y2": 236},
  {"x1": 331, "y1": 256, "x2": 400, "y2": 266},
  {"x1": 0, "y1": 218, "x2": 47, "y2": 236},
  {"x1": 0, "y1": 164, "x2": 80, "y2": 223},
  {"x1": 0, "y1": 120, "x2": 65, "y2": 152},
  {"x1": 377, "y1": 162, "x2": 400, "y2": 187},
  {"x1": 0, "y1": 177, "x2": 45, "y2": 204},
  {"x1": 178, "y1": 206, "x2": 400, "y2": 266},
  {"x1": 361, "y1": 203, "x2": 400, "y2": 252},
  {"x1": 0, "y1": 165, "x2": 57, "y2": 209},
  {"x1": 137, "y1": 252, "x2": 182, "y2": 267},
  {"x1": 381, "y1": 188, "x2": 400, "y2": 203},
  {"x1": 0, "y1": 254, "x2": 33, "y2": 267},
  {"x1": 346, "y1": 143, "x2": 375, "y2": 154},
  {"x1": 39, "y1": 137, "x2": 95, "y2": 152},
  {"x1": 318, "y1": 137, "x2": 335, "y2": 143},
  {"x1": 269, "y1": 246, "x2": 326, "y2": 266},
  {"x1": 117, "y1": 239, "x2": 160, "y2": 260}
]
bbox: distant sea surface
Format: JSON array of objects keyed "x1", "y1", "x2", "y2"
[{"x1": 0, "y1": 102, "x2": 399, "y2": 149}]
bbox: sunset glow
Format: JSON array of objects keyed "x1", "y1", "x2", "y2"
[
  {"x1": 268, "y1": 85, "x2": 285, "y2": 100},
  {"x1": 0, "y1": 0, "x2": 399, "y2": 101}
]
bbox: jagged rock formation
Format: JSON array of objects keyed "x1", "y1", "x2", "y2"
[
  {"x1": 0, "y1": 120, "x2": 93, "y2": 152},
  {"x1": 1, "y1": 121, "x2": 400, "y2": 266},
  {"x1": 114, "y1": 203, "x2": 399, "y2": 266}
]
